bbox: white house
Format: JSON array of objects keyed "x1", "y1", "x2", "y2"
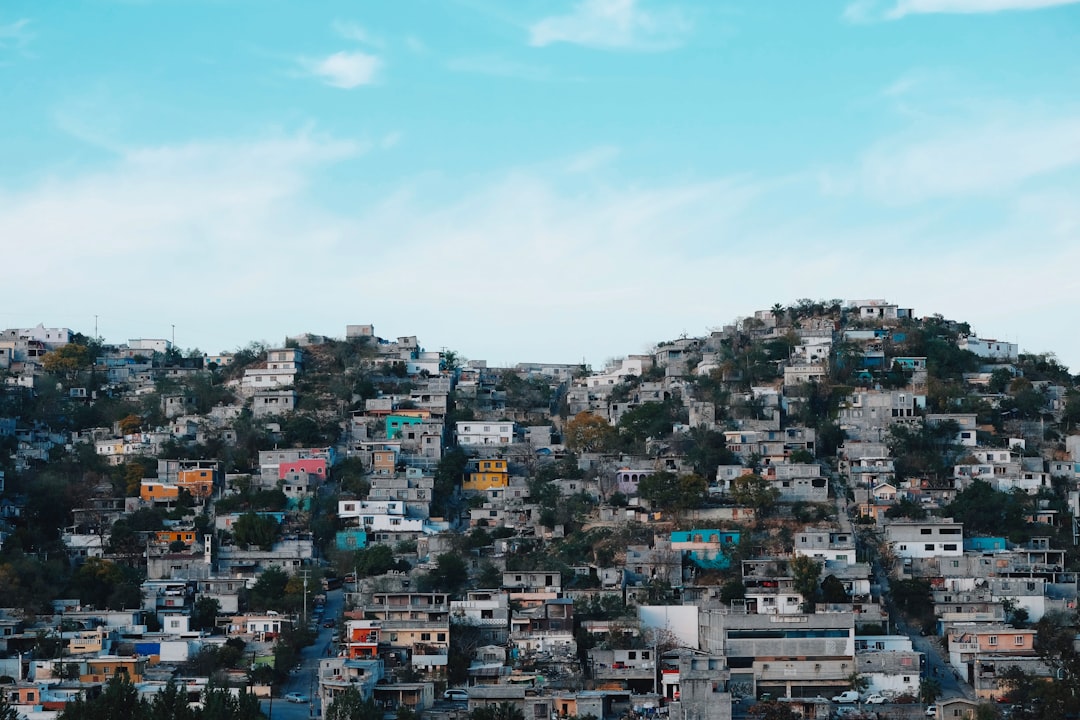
[
  {"x1": 957, "y1": 337, "x2": 1019, "y2": 362},
  {"x1": 885, "y1": 520, "x2": 964, "y2": 559},
  {"x1": 456, "y1": 421, "x2": 514, "y2": 446}
]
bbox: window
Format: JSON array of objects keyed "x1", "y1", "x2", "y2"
[
  {"x1": 952, "y1": 560, "x2": 960, "y2": 568},
  {"x1": 943, "y1": 544, "x2": 957, "y2": 551},
  {"x1": 1014, "y1": 636, "x2": 1024, "y2": 646},
  {"x1": 925, "y1": 544, "x2": 935, "y2": 551},
  {"x1": 988, "y1": 636, "x2": 998, "y2": 646},
  {"x1": 903, "y1": 676, "x2": 911, "y2": 683},
  {"x1": 921, "y1": 528, "x2": 932, "y2": 535}
]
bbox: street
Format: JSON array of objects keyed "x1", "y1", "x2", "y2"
[{"x1": 261, "y1": 588, "x2": 345, "y2": 720}]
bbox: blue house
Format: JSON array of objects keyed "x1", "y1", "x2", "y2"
[
  {"x1": 964, "y1": 537, "x2": 1006, "y2": 552},
  {"x1": 670, "y1": 530, "x2": 740, "y2": 570}
]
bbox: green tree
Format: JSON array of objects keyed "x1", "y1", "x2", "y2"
[
  {"x1": 469, "y1": 703, "x2": 525, "y2": 720},
  {"x1": 729, "y1": 474, "x2": 780, "y2": 515},
  {"x1": 0, "y1": 690, "x2": 22, "y2": 720},
  {"x1": 820, "y1": 574, "x2": 849, "y2": 604},
  {"x1": 356, "y1": 544, "x2": 396, "y2": 576},
  {"x1": 146, "y1": 681, "x2": 195, "y2": 720},
  {"x1": 683, "y1": 427, "x2": 736, "y2": 480},
  {"x1": 325, "y1": 686, "x2": 383, "y2": 720},
  {"x1": 59, "y1": 673, "x2": 147, "y2": 720},
  {"x1": 418, "y1": 553, "x2": 469, "y2": 596},
  {"x1": 719, "y1": 579, "x2": 746, "y2": 605},
  {"x1": 919, "y1": 677, "x2": 941, "y2": 704},
  {"x1": 637, "y1": 472, "x2": 707, "y2": 513},
  {"x1": 789, "y1": 555, "x2": 822, "y2": 612},
  {"x1": 247, "y1": 567, "x2": 289, "y2": 612},
  {"x1": 885, "y1": 497, "x2": 928, "y2": 520},
  {"x1": 846, "y1": 671, "x2": 869, "y2": 694},
  {"x1": 232, "y1": 512, "x2": 279, "y2": 550},
  {"x1": 746, "y1": 702, "x2": 801, "y2": 720},
  {"x1": 191, "y1": 597, "x2": 221, "y2": 632}
]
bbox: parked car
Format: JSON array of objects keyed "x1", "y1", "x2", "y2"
[
  {"x1": 323, "y1": 619, "x2": 336, "y2": 628},
  {"x1": 865, "y1": 694, "x2": 887, "y2": 704},
  {"x1": 925, "y1": 705, "x2": 938, "y2": 717},
  {"x1": 832, "y1": 691, "x2": 860, "y2": 704},
  {"x1": 443, "y1": 689, "x2": 468, "y2": 702},
  {"x1": 284, "y1": 693, "x2": 308, "y2": 704}
]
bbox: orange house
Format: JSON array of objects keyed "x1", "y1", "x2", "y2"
[
  {"x1": 82, "y1": 656, "x2": 145, "y2": 684},
  {"x1": 345, "y1": 620, "x2": 380, "y2": 659},
  {"x1": 177, "y1": 468, "x2": 215, "y2": 499},
  {"x1": 141, "y1": 481, "x2": 179, "y2": 503},
  {"x1": 155, "y1": 529, "x2": 198, "y2": 546},
  {"x1": 4, "y1": 685, "x2": 40, "y2": 706}
]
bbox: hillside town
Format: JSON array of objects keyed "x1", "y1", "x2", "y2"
[{"x1": 1, "y1": 299, "x2": 1079, "y2": 720}]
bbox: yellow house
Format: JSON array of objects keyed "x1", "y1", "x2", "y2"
[
  {"x1": 141, "y1": 481, "x2": 179, "y2": 503},
  {"x1": 464, "y1": 459, "x2": 509, "y2": 491}
]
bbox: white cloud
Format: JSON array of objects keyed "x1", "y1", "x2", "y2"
[
  {"x1": 331, "y1": 20, "x2": 383, "y2": 47},
  {"x1": 855, "y1": 115, "x2": 1080, "y2": 203},
  {"x1": 2, "y1": 125, "x2": 1079, "y2": 372},
  {"x1": 564, "y1": 145, "x2": 621, "y2": 173},
  {"x1": 0, "y1": 17, "x2": 33, "y2": 49},
  {"x1": 447, "y1": 54, "x2": 555, "y2": 81},
  {"x1": 300, "y1": 50, "x2": 381, "y2": 89},
  {"x1": 529, "y1": 0, "x2": 691, "y2": 50},
  {"x1": 845, "y1": 0, "x2": 1080, "y2": 22}
]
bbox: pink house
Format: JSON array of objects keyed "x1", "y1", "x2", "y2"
[{"x1": 279, "y1": 458, "x2": 328, "y2": 480}]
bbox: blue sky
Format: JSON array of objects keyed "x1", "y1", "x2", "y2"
[{"x1": 2, "y1": 0, "x2": 1079, "y2": 369}]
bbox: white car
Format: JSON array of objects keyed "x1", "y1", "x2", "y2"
[
  {"x1": 443, "y1": 689, "x2": 469, "y2": 702},
  {"x1": 831, "y1": 691, "x2": 860, "y2": 704},
  {"x1": 284, "y1": 693, "x2": 308, "y2": 704},
  {"x1": 865, "y1": 694, "x2": 887, "y2": 704},
  {"x1": 926, "y1": 705, "x2": 938, "y2": 717}
]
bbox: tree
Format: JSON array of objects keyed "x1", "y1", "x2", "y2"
[
  {"x1": 325, "y1": 689, "x2": 384, "y2": 720},
  {"x1": 789, "y1": 555, "x2": 822, "y2": 612},
  {"x1": 43, "y1": 343, "x2": 92, "y2": 380},
  {"x1": 637, "y1": 472, "x2": 707, "y2": 513},
  {"x1": 943, "y1": 481, "x2": 1030, "y2": 538},
  {"x1": 247, "y1": 566, "x2": 288, "y2": 612},
  {"x1": 349, "y1": 545, "x2": 398, "y2": 578},
  {"x1": 885, "y1": 497, "x2": 927, "y2": 520},
  {"x1": 564, "y1": 412, "x2": 614, "y2": 453},
  {"x1": 418, "y1": 553, "x2": 469, "y2": 596},
  {"x1": 59, "y1": 673, "x2": 147, "y2": 720},
  {"x1": 191, "y1": 597, "x2": 221, "y2": 632},
  {"x1": 820, "y1": 574, "x2": 849, "y2": 604},
  {"x1": 0, "y1": 691, "x2": 22, "y2": 720},
  {"x1": 746, "y1": 702, "x2": 801, "y2": 720},
  {"x1": 846, "y1": 671, "x2": 869, "y2": 694},
  {"x1": 232, "y1": 512, "x2": 279, "y2": 550},
  {"x1": 729, "y1": 474, "x2": 779, "y2": 515},
  {"x1": 683, "y1": 427, "x2": 736, "y2": 480},
  {"x1": 919, "y1": 677, "x2": 942, "y2": 704},
  {"x1": 469, "y1": 703, "x2": 525, "y2": 720},
  {"x1": 719, "y1": 579, "x2": 746, "y2": 605},
  {"x1": 119, "y1": 414, "x2": 143, "y2": 435}
]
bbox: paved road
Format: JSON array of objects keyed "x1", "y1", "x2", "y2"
[
  {"x1": 834, "y1": 475, "x2": 975, "y2": 703},
  {"x1": 261, "y1": 588, "x2": 344, "y2": 720}
]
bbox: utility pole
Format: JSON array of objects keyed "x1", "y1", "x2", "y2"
[{"x1": 301, "y1": 569, "x2": 310, "y2": 626}]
